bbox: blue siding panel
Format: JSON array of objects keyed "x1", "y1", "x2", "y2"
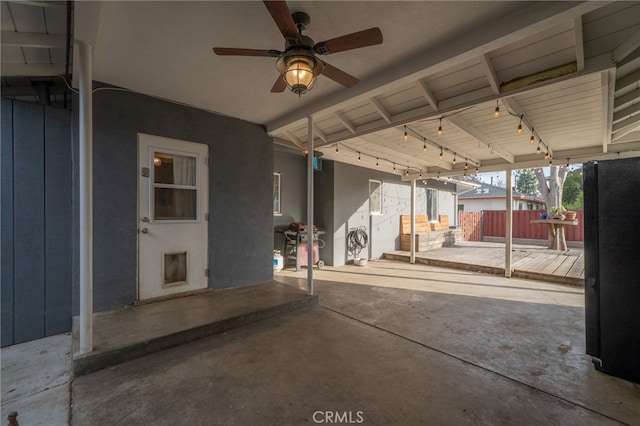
[
  {"x1": 44, "y1": 107, "x2": 72, "y2": 336},
  {"x1": 12, "y1": 102, "x2": 46, "y2": 343},
  {"x1": 1, "y1": 100, "x2": 15, "y2": 346}
]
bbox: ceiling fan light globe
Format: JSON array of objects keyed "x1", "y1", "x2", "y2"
[{"x1": 284, "y1": 56, "x2": 317, "y2": 94}]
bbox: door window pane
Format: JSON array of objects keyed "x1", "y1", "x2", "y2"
[
  {"x1": 154, "y1": 152, "x2": 196, "y2": 185},
  {"x1": 154, "y1": 188, "x2": 196, "y2": 220}
]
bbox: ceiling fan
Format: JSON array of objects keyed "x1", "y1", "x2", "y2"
[{"x1": 213, "y1": 1, "x2": 383, "y2": 95}]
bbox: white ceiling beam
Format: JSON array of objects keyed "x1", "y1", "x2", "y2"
[
  {"x1": 400, "y1": 125, "x2": 480, "y2": 166},
  {"x1": 613, "y1": 102, "x2": 640, "y2": 123},
  {"x1": 615, "y1": 87, "x2": 640, "y2": 109},
  {"x1": 417, "y1": 80, "x2": 439, "y2": 111},
  {"x1": 334, "y1": 111, "x2": 356, "y2": 134},
  {"x1": 0, "y1": 63, "x2": 64, "y2": 77},
  {"x1": 601, "y1": 69, "x2": 615, "y2": 153},
  {"x1": 407, "y1": 147, "x2": 640, "y2": 180},
  {"x1": 1, "y1": 31, "x2": 66, "y2": 48},
  {"x1": 501, "y1": 97, "x2": 554, "y2": 158},
  {"x1": 613, "y1": 28, "x2": 640, "y2": 64},
  {"x1": 274, "y1": 137, "x2": 304, "y2": 152},
  {"x1": 267, "y1": 1, "x2": 608, "y2": 134},
  {"x1": 479, "y1": 54, "x2": 500, "y2": 95},
  {"x1": 446, "y1": 114, "x2": 515, "y2": 163},
  {"x1": 361, "y1": 134, "x2": 451, "y2": 171},
  {"x1": 369, "y1": 97, "x2": 392, "y2": 123},
  {"x1": 574, "y1": 16, "x2": 585, "y2": 72},
  {"x1": 314, "y1": 126, "x2": 328, "y2": 144},
  {"x1": 284, "y1": 131, "x2": 305, "y2": 151},
  {"x1": 616, "y1": 69, "x2": 640, "y2": 92},
  {"x1": 612, "y1": 115, "x2": 640, "y2": 136}
]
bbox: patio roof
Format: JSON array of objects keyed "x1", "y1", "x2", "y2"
[{"x1": 2, "y1": 1, "x2": 639, "y2": 177}]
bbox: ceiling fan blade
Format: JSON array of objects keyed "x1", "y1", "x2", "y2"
[
  {"x1": 263, "y1": 1, "x2": 300, "y2": 43},
  {"x1": 321, "y1": 61, "x2": 359, "y2": 88},
  {"x1": 314, "y1": 27, "x2": 383, "y2": 55},
  {"x1": 213, "y1": 48, "x2": 280, "y2": 57},
  {"x1": 271, "y1": 75, "x2": 287, "y2": 93}
]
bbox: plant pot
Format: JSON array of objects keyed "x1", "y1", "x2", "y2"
[
  {"x1": 564, "y1": 211, "x2": 577, "y2": 220},
  {"x1": 549, "y1": 214, "x2": 565, "y2": 220}
]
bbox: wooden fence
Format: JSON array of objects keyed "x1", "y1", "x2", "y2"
[{"x1": 460, "y1": 210, "x2": 584, "y2": 242}]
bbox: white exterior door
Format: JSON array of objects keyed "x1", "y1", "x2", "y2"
[{"x1": 137, "y1": 134, "x2": 208, "y2": 300}]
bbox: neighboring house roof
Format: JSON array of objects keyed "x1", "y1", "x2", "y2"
[{"x1": 458, "y1": 183, "x2": 546, "y2": 204}]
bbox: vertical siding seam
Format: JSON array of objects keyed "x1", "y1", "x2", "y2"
[
  {"x1": 42, "y1": 106, "x2": 47, "y2": 336},
  {"x1": 11, "y1": 101, "x2": 16, "y2": 345}
]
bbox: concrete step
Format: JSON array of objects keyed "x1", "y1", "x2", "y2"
[{"x1": 72, "y1": 281, "x2": 316, "y2": 376}]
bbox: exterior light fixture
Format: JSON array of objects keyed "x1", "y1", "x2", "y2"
[
  {"x1": 153, "y1": 157, "x2": 162, "y2": 166},
  {"x1": 276, "y1": 55, "x2": 323, "y2": 96}
]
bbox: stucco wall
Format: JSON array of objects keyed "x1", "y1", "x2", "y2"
[{"x1": 73, "y1": 85, "x2": 273, "y2": 314}]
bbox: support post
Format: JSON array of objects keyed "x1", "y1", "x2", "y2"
[
  {"x1": 410, "y1": 179, "x2": 416, "y2": 264},
  {"x1": 306, "y1": 116, "x2": 314, "y2": 295},
  {"x1": 505, "y1": 170, "x2": 513, "y2": 278},
  {"x1": 78, "y1": 40, "x2": 93, "y2": 354}
]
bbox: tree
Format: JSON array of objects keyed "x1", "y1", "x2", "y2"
[
  {"x1": 533, "y1": 166, "x2": 581, "y2": 211},
  {"x1": 562, "y1": 169, "x2": 583, "y2": 209},
  {"x1": 514, "y1": 169, "x2": 539, "y2": 196}
]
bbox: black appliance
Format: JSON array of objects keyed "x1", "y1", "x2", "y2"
[{"x1": 584, "y1": 158, "x2": 640, "y2": 383}]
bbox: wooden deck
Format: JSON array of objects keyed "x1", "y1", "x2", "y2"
[{"x1": 384, "y1": 241, "x2": 585, "y2": 286}]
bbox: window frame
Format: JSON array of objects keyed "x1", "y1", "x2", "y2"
[
  {"x1": 273, "y1": 172, "x2": 282, "y2": 216},
  {"x1": 369, "y1": 179, "x2": 383, "y2": 215}
]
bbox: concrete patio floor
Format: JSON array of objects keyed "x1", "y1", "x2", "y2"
[
  {"x1": 4, "y1": 260, "x2": 639, "y2": 425},
  {"x1": 71, "y1": 260, "x2": 638, "y2": 425}
]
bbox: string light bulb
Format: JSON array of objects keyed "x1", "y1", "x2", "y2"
[
  {"x1": 494, "y1": 100, "x2": 500, "y2": 117},
  {"x1": 453, "y1": 154, "x2": 457, "y2": 165},
  {"x1": 358, "y1": 152, "x2": 361, "y2": 161},
  {"x1": 403, "y1": 126, "x2": 408, "y2": 140},
  {"x1": 549, "y1": 158, "x2": 553, "y2": 166},
  {"x1": 423, "y1": 138, "x2": 427, "y2": 153},
  {"x1": 566, "y1": 159, "x2": 570, "y2": 168},
  {"x1": 439, "y1": 147, "x2": 443, "y2": 160},
  {"x1": 393, "y1": 163, "x2": 396, "y2": 171},
  {"x1": 335, "y1": 144, "x2": 339, "y2": 154},
  {"x1": 464, "y1": 162, "x2": 468, "y2": 170},
  {"x1": 475, "y1": 166, "x2": 479, "y2": 173},
  {"x1": 544, "y1": 152, "x2": 549, "y2": 160},
  {"x1": 419, "y1": 170, "x2": 423, "y2": 178},
  {"x1": 536, "y1": 144, "x2": 541, "y2": 155},
  {"x1": 438, "y1": 118, "x2": 443, "y2": 136},
  {"x1": 376, "y1": 157, "x2": 379, "y2": 167},
  {"x1": 517, "y1": 116, "x2": 523, "y2": 134}
]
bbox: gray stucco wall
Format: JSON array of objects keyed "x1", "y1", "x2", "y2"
[
  {"x1": 319, "y1": 161, "x2": 456, "y2": 266},
  {"x1": 273, "y1": 148, "x2": 307, "y2": 252},
  {"x1": 73, "y1": 84, "x2": 273, "y2": 314}
]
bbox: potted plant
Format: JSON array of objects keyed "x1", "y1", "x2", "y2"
[
  {"x1": 549, "y1": 205, "x2": 566, "y2": 220},
  {"x1": 564, "y1": 210, "x2": 577, "y2": 221}
]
